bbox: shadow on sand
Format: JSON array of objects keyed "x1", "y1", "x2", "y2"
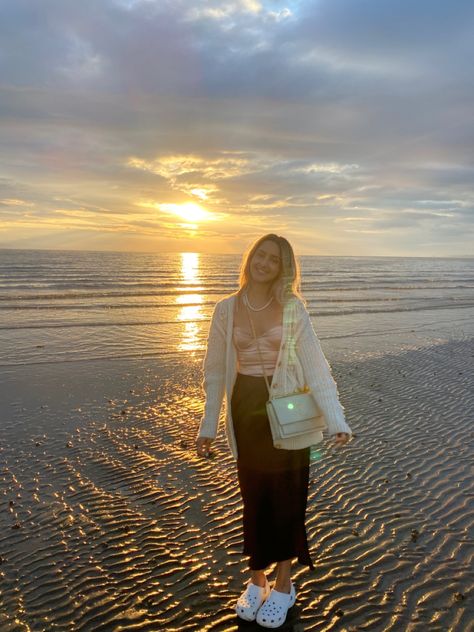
[{"x1": 236, "y1": 603, "x2": 305, "y2": 631}]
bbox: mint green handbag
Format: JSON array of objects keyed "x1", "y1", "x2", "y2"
[
  {"x1": 266, "y1": 390, "x2": 326, "y2": 440},
  {"x1": 245, "y1": 305, "x2": 327, "y2": 447}
]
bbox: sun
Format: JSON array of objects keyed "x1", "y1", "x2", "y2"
[{"x1": 159, "y1": 202, "x2": 213, "y2": 223}]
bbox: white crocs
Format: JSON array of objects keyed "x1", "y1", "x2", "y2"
[
  {"x1": 255, "y1": 581, "x2": 296, "y2": 628},
  {"x1": 235, "y1": 577, "x2": 271, "y2": 621}
]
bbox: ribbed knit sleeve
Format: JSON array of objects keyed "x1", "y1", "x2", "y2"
[
  {"x1": 197, "y1": 301, "x2": 227, "y2": 440},
  {"x1": 295, "y1": 302, "x2": 352, "y2": 437}
]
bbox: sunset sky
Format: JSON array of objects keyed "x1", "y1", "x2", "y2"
[{"x1": 1, "y1": 0, "x2": 473, "y2": 256}]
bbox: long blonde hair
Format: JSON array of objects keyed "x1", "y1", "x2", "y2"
[{"x1": 238, "y1": 234, "x2": 303, "y2": 304}]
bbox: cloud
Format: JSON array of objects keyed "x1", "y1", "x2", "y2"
[
  {"x1": 0, "y1": 198, "x2": 35, "y2": 207},
  {"x1": 185, "y1": 0, "x2": 264, "y2": 20},
  {"x1": 0, "y1": 0, "x2": 473, "y2": 254},
  {"x1": 127, "y1": 152, "x2": 263, "y2": 181}
]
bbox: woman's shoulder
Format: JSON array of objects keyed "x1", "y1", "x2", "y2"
[
  {"x1": 213, "y1": 292, "x2": 238, "y2": 316},
  {"x1": 285, "y1": 295, "x2": 311, "y2": 330},
  {"x1": 286, "y1": 294, "x2": 307, "y2": 312},
  {"x1": 216, "y1": 292, "x2": 238, "y2": 306}
]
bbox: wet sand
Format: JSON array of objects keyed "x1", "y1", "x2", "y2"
[{"x1": 1, "y1": 339, "x2": 473, "y2": 631}]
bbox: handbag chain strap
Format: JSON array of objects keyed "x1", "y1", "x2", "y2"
[{"x1": 243, "y1": 298, "x2": 273, "y2": 396}]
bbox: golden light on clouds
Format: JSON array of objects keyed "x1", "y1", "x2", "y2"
[
  {"x1": 126, "y1": 152, "x2": 272, "y2": 218},
  {"x1": 190, "y1": 188, "x2": 209, "y2": 200},
  {"x1": 127, "y1": 153, "x2": 253, "y2": 180},
  {"x1": 1, "y1": 198, "x2": 35, "y2": 207}
]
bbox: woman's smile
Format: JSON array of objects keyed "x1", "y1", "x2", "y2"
[
  {"x1": 250, "y1": 241, "x2": 281, "y2": 282},
  {"x1": 252, "y1": 263, "x2": 277, "y2": 281}
]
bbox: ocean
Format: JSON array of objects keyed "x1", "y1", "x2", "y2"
[{"x1": 1, "y1": 249, "x2": 474, "y2": 368}]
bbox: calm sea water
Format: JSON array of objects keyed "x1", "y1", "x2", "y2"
[{"x1": 1, "y1": 249, "x2": 474, "y2": 367}]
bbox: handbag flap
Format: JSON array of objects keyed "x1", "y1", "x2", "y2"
[{"x1": 268, "y1": 392, "x2": 321, "y2": 426}]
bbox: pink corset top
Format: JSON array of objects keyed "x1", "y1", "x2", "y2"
[{"x1": 233, "y1": 324, "x2": 282, "y2": 376}]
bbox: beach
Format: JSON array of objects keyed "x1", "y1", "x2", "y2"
[{"x1": 1, "y1": 250, "x2": 473, "y2": 631}]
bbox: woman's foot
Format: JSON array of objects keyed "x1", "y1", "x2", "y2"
[
  {"x1": 235, "y1": 576, "x2": 271, "y2": 621},
  {"x1": 251, "y1": 571, "x2": 267, "y2": 588},
  {"x1": 255, "y1": 581, "x2": 296, "y2": 628},
  {"x1": 273, "y1": 579, "x2": 291, "y2": 593}
]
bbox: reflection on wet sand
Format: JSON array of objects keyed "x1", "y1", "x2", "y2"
[{"x1": 1, "y1": 339, "x2": 473, "y2": 630}]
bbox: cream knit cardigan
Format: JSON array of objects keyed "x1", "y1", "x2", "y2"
[{"x1": 197, "y1": 292, "x2": 352, "y2": 459}]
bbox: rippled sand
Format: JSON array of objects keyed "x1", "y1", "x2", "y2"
[{"x1": 1, "y1": 340, "x2": 473, "y2": 631}]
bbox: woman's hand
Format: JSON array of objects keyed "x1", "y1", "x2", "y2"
[
  {"x1": 331, "y1": 432, "x2": 351, "y2": 448},
  {"x1": 196, "y1": 436, "x2": 213, "y2": 458}
]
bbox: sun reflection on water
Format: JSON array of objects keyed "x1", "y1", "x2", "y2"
[
  {"x1": 177, "y1": 254, "x2": 205, "y2": 355},
  {"x1": 181, "y1": 252, "x2": 200, "y2": 284}
]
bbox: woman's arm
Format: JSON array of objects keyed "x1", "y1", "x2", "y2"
[
  {"x1": 295, "y1": 302, "x2": 352, "y2": 438},
  {"x1": 197, "y1": 300, "x2": 227, "y2": 442}
]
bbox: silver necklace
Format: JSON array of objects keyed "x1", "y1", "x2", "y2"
[{"x1": 244, "y1": 291, "x2": 273, "y2": 312}]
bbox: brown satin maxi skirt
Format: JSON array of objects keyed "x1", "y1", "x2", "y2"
[{"x1": 231, "y1": 372, "x2": 315, "y2": 571}]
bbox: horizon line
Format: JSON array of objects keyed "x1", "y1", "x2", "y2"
[{"x1": 0, "y1": 246, "x2": 473, "y2": 259}]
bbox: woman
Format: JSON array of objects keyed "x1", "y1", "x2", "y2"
[{"x1": 196, "y1": 234, "x2": 352, "y2": 628}]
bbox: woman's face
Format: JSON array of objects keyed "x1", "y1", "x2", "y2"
[{"x1": 249, "y1": 240, "x2": 281, "y2": 284}]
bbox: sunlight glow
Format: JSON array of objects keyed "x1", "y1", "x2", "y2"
[{"x1": 159, "y1": 202, "x2": 214, "y2": 224}]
